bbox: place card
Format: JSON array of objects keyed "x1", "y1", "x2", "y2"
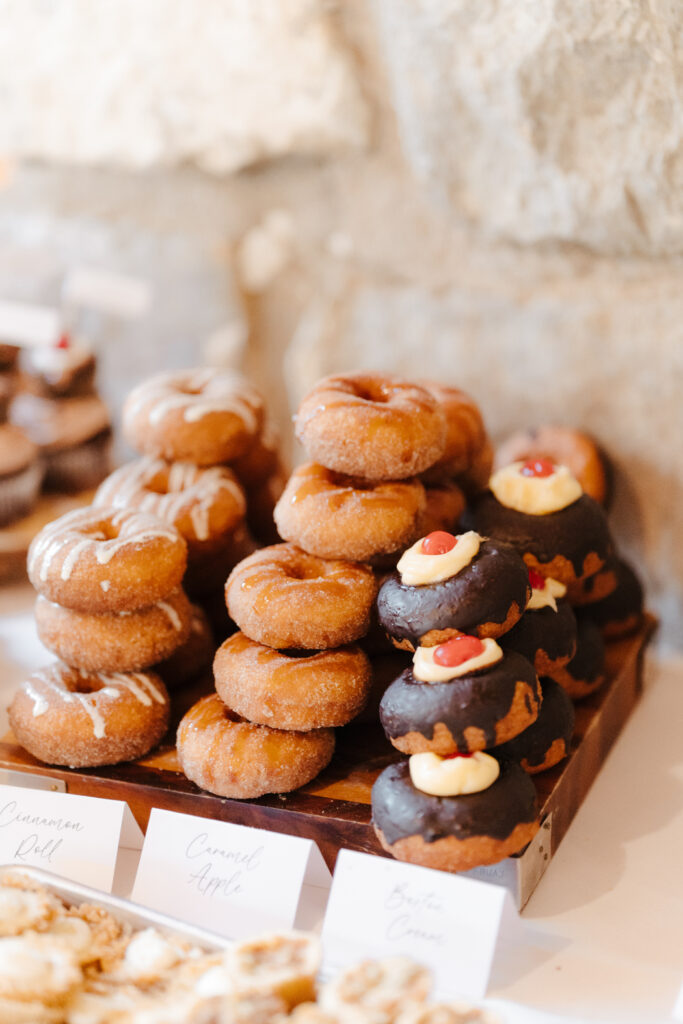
[
  {"x1": 62, "y1": 268, "x2": 152, "y2": 318},
  {"x1": 132, "y1": 808, "x2": 331, "y2": 939},
  {"x1": 0, "y1": 299, "x2": 61, "y2": 347},
  {"x1": 0, "y1": 785, "x2": 142, "y2": 892},
  {"x1": 321, "y1": 849, "x2": 521, "y2": 1000}
]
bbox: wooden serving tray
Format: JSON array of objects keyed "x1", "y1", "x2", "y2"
[{"x1": 0, "y1": 618, "x2": 655, "y2": 908}]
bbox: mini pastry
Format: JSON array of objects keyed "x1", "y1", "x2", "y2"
[
  {"x1": 552, "y1": 617, "x2": 606, "y2": 699},
  {"x1": 579, "y1": 557, "x2": 644, "y2": 639},
  {"x1": 565, "y1": 558, "x2": 619, "y2": 606},
  {"x1": 501, "y1": 569, "x2": 577, "y2": 680},
  {"x1": 11, "y1": 391, "x2": 113, "y2": 492},
  {"x1": 224, "y1": 932, "x2": 320, "y2": 1008},
  {"x1": 492, "y1": 678, "x2": 575, "y2": 773},
  {"x1": 0, "y1": 423, "x2": 43, "y2": 526},
  {"x1": 318, "y1": 957, "x2": 431, "y2": 1021},
  {"x1": 379, "y1": 636, "x2": 540, "y2": 754},
  {"x1": 21, "y1": 334, "x2": 96, "y2": 397},
  {"x1": 372, "y1": 755, "x2": 539, "y2": 871},
  {"x1": 495, "y1": 425, "x2": 611, "y2": 506},
  {"x1": 418, "y1": 382, "x2": 488, "y2": 482},
  {"x1": 470, "y1": 458, "x2": 612, "y2": 586},
  {"x1": 377, "y1": 530, "x2": 531, "y2": 650}
]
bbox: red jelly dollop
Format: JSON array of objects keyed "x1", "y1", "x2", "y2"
[
  {"x1": 55, "y1": 333, "x2": 71, "y2": 350},
  {"x1": 444, "y1": 751, "x2": 473, "y2": 759},
  {"x1": 528, "y1": 568, "x2": 546, "y2": 591},
  {"x1": 520, "y1": 458, "x2": 555, "y2": 478},
  {"x1": 421, "y1": 531, "x2": 457, "y2": 556},
  {"x1": 433, "y1": 634, "x2": 485, "y2": 667}
]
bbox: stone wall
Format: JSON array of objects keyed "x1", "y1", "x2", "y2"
[{"x1": 0, "y1": 0, "x2": 680, "y2": 646}]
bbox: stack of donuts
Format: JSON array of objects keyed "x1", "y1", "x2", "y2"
[{"x1": 8, "y1": 506, "x2": 192, "y2": 767}]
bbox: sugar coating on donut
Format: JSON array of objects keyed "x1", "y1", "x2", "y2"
[
  {"x1": 409, "y1": 751, "x2": 500, "y2": 796},
  {"x1": 490, "y1": 461, "x2": 582, "y2": 515},
  {"x1": 294, "y1": 373, "x2": 447, "y2": 481},
  {"x1": 274, "y1": 463, "x2": 426, "y2": 562},
  {"x1": 95, "y1": 458, "x2": 246, "y2": 546},
  {"x1": 418, "y1": 381, "x2": 488, "y2": 480}
]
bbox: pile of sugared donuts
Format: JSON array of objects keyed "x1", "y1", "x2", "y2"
[
  {"x1": 372, "y1": 418, "x2": 644, "y2": 873},
  {"x1": 175, "y1": 372, "x2": 495, "y2": 799}
]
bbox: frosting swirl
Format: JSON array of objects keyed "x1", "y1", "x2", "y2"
[
  {"x1": 490, "y1": 461, "x2": 582, "y2": 515},
  {"x1": 397, "y1": 531, "x2": 481, "y2": 586},
  {"x1": 409, "y1": 750, "x2": 500, "y2": 796},
  {"x1": 412, "y1": 637, "x2": 503, "y2": 682}
]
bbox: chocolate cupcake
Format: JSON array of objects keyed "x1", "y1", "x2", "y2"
[
  {"x1": 372, "y1": 756, "x2": 539, "y2": 872},
  {"x1": 469, "y1": 459, "x2": 612, "y2": 586},
  {"x1": 501, "y1": 570, "x2": 577, "y2": 680},
  {"x1": 377, "y1": 530, "x2": 530, "y2": 651},
  {"x1": 20, "y1": 335, "x2": 96, "y2": 398},
  {"x1": 379, "y1": 640, "x2": 540, "y2": 754},
  {"x1": 0, "y1": 424, "x2": 43, "y2": 526},
  {"x1": 552, "y1": 617, "x2": 606, "y2": 699},
  {"x1": 578, "y1": 558, "x2": 643, "y2": 640},
  {"x1": 492, "y1": 678, "x2": 574, "y2": 774}
]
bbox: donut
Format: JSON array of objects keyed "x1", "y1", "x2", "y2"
[
  {"x1": 122, "y1": 368, "x2": 264, "y2": 465},
  {"x1": 214, "y1": 631, "x2": 371, "y2": 730},
  {"x1": 492, "y1": 678, "x2": 575, "y2": 773},
  {"x1": 416, "y1": 481, "x2": 466, "y2": 537},
  {"x1": 94, "y1": 458, "x2": 246, "y2": 557},
  {"x1": 355, "y1": 651, "x2": 409, "y2": 724},
  {"x1": 565, "y1": 559, "x2": 619, "y2": 606},
  {"x1": 578, "y1": 557, "x2": 644, "y2": 639},
  {"x1": 455, "y1": 438, "x2": 494, "y2": 498},
  {"x1": 379, "y1": 641, "x2": 540, "y2": 754},
  {"x1": 418, "y1": 383, "x2": 488, "y2": 482},
  {"x1": 294, "y1": 373, "x2": 446, "y2": 481},
  {"x1": 28, "y1": 506, "x2": 187, "y2": 614},
  {"x1": 183, "y1": 522, "x2": 257, "y2": 600},
  {"x1": 34, "y1": 588, "x2": 192, "y2": 673},
  {"x1": 229, "y1": 420, "x2": 283, "y2": 490},
  {"x1": 500, "y1": 571, "x2": 577, "y2": 679},
  {"x1": 376, "y1": 531, "x2": 531, "y2": 651},
  {"x1": 154, "y1": 603, "x2": 215, "y2": 689},
  {"x1": 176, "y1": 694, "x2": 335, "y2": 798},
  {"x1": 469, "y1": 459, "x2": 612, "y2": 585},
  {"x1": 0, "y1": 424, "x2": 42, "y2": 527},
  {"x1": 0, "y1": 370, "x2": 17, "y2": 421},
  {"x1": 274, "y1": 463, "x2": 426, "y2": 562},
  {"x1": 372, "y1": 758, "x2": 539, "y2": 872},
  {"x1": 495, "y1": 425, "x2": 611, "y2": 506},
  {"x1": 225, "y1": 543, "x2": 377, "y2": 650},
  {"x1": 8, "y1": 664, "x2": 170, "y2": 767},
  {"x1": 552, "y1": 617, "x2": 606, "y2": 699}
]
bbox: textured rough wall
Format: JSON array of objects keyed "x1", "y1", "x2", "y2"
[{"x1": 0, "y1": 0, "x2": 680, "y2": 646}]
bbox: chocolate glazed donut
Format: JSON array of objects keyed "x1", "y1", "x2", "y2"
[
  {"x1": 500, "y1": 601, "x2": 577, "y2": 679},
  {"x1": 468, "y1": 492, "x2": 612, "y2": 584},
  {"x1": 379, "y1": 650, "x2": 540, "y2": 754},
  {"x1": 376, "y1": 539, "x2": 530, "y2": 650},
  {"x1": 372, "y1": 759, "x2": 538, "y2": 870},
  {"x1": 493, "y1": 677, "x2": 575, "y2": 773}
]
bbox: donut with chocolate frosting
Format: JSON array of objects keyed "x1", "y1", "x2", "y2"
[
  {"x1": 552, "y1": 617, "x2": 606, "y2": 699},
  {"x1": 379, "y1": 650, "x2": 540, "y2": 755},
  {"x1": 492, "y1": 678, "x2": 574, "y2": 773},
  {"x1": 377, "y1": 538, "x2": 530, "y2": 650},
  {"x1": 579, "y1": 558, "x2": 643, "y2": 639},
  {"x1": 372, "y1": 759, "x2": 539, "y2": 871},
  {"x1": 469, "y1": 490, "x2": 612, "y2": 586},
  {"x1": 501, "y1": 601, "x2": 577, "y2": 681}
]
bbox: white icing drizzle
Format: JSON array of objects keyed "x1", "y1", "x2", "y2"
[
  {"x1": 100, "y1": 580, "x2": 110, "y2": 592},
  {"x1": 157, "y1": 600, "x2": 182, "y2": 631},
  {"x1": 60, "y1": 539, "x2": 97, "y2": 581},
  {"x1": 125, "y1": 369, "x2": 261, "y2": 434},
  {"x1": 23, "y1": 682, "x2": 49, "y2": 717}
]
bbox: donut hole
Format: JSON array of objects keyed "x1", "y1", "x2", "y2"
[
  {"x1": 353, "y1": 380, "x2": 391, "y2": 404},
  {"x1": 143, "y1": 473, "x2": 172, "y2": 496},
  {"x1": 65, "y1": 673, "x2": 108, "y2": 695}
]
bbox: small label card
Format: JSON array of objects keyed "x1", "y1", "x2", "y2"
[
  {"x1": 0, "y1": 785, "x2": 141, "y2": 892},
  {"x1": 132, "y1": 808, "x2": 331, "y2": 939},
  {"x1": 321, "y1": 849, "x2": 521, "y2": 1001}
]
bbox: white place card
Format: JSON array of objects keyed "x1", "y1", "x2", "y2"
[
  {"x1": 0, "y1": 785, "x2": 142, "y2": 892},
  {"x1": 132, "y1": 808, "x2": 331, "y2": 940},
  {"x1": 62, "y1": 268, "x2": 152, "y2": 318},
  {"x1": 0, "y1": 300, "x2": 61, "y2": 347},
  {"x1": 321, "y1": 849, "x2": 521, "y2": 1001}
]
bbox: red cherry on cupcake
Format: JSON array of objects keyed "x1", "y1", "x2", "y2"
[
  {"x1": 421, "y1": 531, "x2": 457, "y2": 556},
  {"x1": 444, "y1": 750, "x2": 473, "y2": 759},
  {"x1": 433, "y1": 634, "x2": 485, "y2": 667},
  {"x1": 55, "y1": 333, "x2": 71, "y2": 350},
  {"x1": 520, "y1": 458, "x2": 555, "y2": 478},
  {"x1": 528, "y1": 568, "x2": 546, "y2": 591}
]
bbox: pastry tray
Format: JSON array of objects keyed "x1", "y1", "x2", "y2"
[{"x1": 0, "y1": 617, "x2": 655, "y2": 909}]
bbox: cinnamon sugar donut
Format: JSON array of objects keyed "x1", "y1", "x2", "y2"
[
  {"x1": 214, "y1": 632, "x2": 371, "y2": 730},
  {"x1": 419, "y1": 383, "x2": 488, "y2": 482},
  {"x1": 183, "y1": 521, "x2": 257, "y2": 599},
  {"x1": 154, "y1": 603, "x2": 215, "y2": 689},
  {"x1": 123, "y1": 368, "x2": 264, "y2": 465},
  {"x1": 34, "y1": 588, "x2": 192, "y2": 673},
  {"x1": 94, "y1": 458, "x2": 246, "y2": 555},
  {"x1": 9, "y1": 664, "x2": 170, "y2": 767},
  {"x1": 294, "y1": 373, "x2": 446, "y2": 481},
  {"x1": 274, "y1": 463, "x2": 426, "y2": 562},
  {"x1": 177, "y1": 694, "x2": 334, "y2": 798},
  {"x1": 28, "y1": 506, "x2": 187, "y2": 614},
  {"x1": 226, "y1": 543, "x2": 377, "y2": 649},
  {"x1": 417, "y1": 481, "x2": 466, "y2": 536},
  {"x1": 495, "y1": 425, "x2": 610, "y2": 506}
]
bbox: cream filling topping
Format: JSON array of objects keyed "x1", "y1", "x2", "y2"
[
  {"x1": 397, "y1": 531, "x2": 481, "y2": 586},
  {"x1": 527, "y1": 576, "x2": 567, "y2": 612},
  {"x1": 490, "y1": 461, "x2": 582, "y2": 515},
  {"x1": 412, "y1": 637, "x2": 503, "y2": 682},
  {"x1": 409, "y1": 751, "x2": 500, "y2": 797}
]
